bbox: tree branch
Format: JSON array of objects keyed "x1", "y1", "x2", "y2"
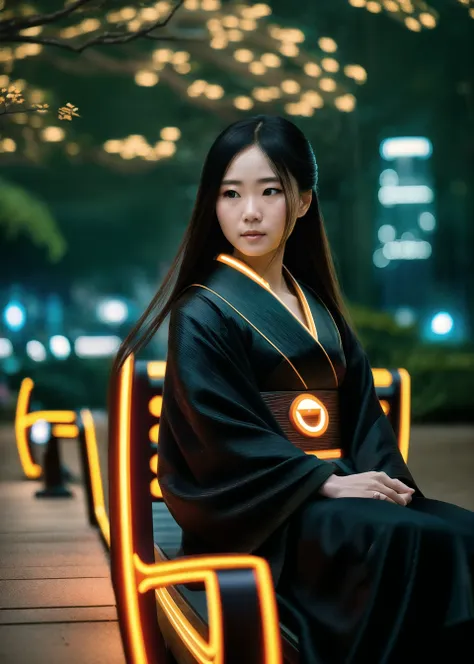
[
  {"x1": 0, "y1": 1, "x2": 185, "y2": 52},
  {"x1": 0, "y1": 0, "x2": 94, "y2": 31}
]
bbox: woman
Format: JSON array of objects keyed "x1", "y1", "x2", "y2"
[{"x1": 114, "y1": 115, "x2": 474, "y2": 663}]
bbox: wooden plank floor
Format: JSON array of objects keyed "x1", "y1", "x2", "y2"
[
  {"x1": 0, "y1": 416, "x2": 473, "y2": 663},
  {"x1": 0, "y1": 420, "x2": 125, "y2": 664}
]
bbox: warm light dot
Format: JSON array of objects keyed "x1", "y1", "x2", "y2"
[
  {"x1": 234, "y1": 48, "x2": 254, "y2": 63},
  {"x1": 240, "y1": 18, "x2": 257, "y2": 31},
  {"x1": 318, "y1": 37, "x2": 337, "y2": 52},
  {"x1": 30, "y1": 89, "x2": 44, "y2": 104},
  {"x1": 206, "y1": 84, "x2": 224, "y2": 99},
  {"x1": 2, "y1": 138, "x2": 16, "y2": 152},
  {"x1": 470, "y1": 8, "x2": 474, "y2": 19},
  {"x1": 349, "y1": 0, "x2": 366, "y2": 6},
  {"x1": 282, "y1": 28, "x2": 305, "y2": 43},
  {"x1": 140, "y1": 7, "x2": 159, "y2": 21},
  {"x1": 155, "y1": 141, "x2": 176, "y2": 157},
  {"x1": 201, "y1": 0, "x2": 221, "y2": 10},
  {"x1": 160, "y1": 127, "x2": 181, "y2": 141},
  {"x1": 206, "y1": 18, "x2": 222, "y2": 32},
  {"x1": 135, "y1": 70, "x2": 159, "y2": 86},
  {"x1": 319, "y1": 77, "x2": 336, "y2": 92},
  {"x1": 13, "y1": 113, "x2": 28, "y2": 124},
  {"x1": 184, "y1": 0, "x2": 200, "y2": 9},
  {"x1": 281, "y1": 79, "x2": 300, "y2": 94},
  {"x1": 304, "y1": 62, "x2": 321, "y2": 77},
  {"x1": 279, "y1": 43, "x2": 299, "y2": 57},
  {"x1": 252, "y1": 88, "x2": 272, "y2": 102},
  {"x1": 42, "y1": 126, "x2": 65, "y2": 142},
  {"x1": 104, "y1": 139, "x2": 122, "y2": 153},
  {"x1": 366, "y1": 1, "x2": 382, "y2": 13},
  {"x1": 210, "y1": 37, "x2": 228, "y2": 49},
  {"x1": 174, "y1": 63, "x2": 191, "y2": 74},
  {"x1": 321, "y1": 57, "x2": 340, "y2": 73},
  {"x1": 127, "y1": 18, "x2": 142, "y2": 32},
  {"x1": 153, "y1": 48, "x2": 173, "y2": 63},
  {"x1": 419, "y1": 12, "x2": 437, "y2": 28},
  {"x1": 234, "y1": 96, "x2": 254, "y2": 110},
  {"x1": 250, "y1": 3, "x2": 272, "y2": 17},
  {"x1": 344, "y1": 64, "x2": 367, "y2": 83},
  {"x1": 172, "y1": 51, "x2": 190, "y2": 64},
  {"x1": 301, "y1": 90, "x2": 324, "y2": 108},
  {"x1": 284, "y1": 102, "x2": 300, "y2": 115},
  {"x1": 187, "y1": 79, "x2": 207, "y2": 97},
  {"x1": 0, "y1": 75, "x2": 9, "y2": 87},
  {"x1": 121, "y1": 7, "x2": 137, "y2": 20},
  {"x1": 249, "y1": 61, "x2": 266, "y2": 75},
  {"x1": 334, "y1": 93, "x2": 356, "y2": 112},
  {"x1": 261, "y1": 52, "x2": 281, "y2": 67},
  {"x1": 19, "y1": 25, "x2": 42, "y2": 36},
  {"x1": 383, "y1": 0, "x2": 399, "y2": 11},
  {"x1": 82, "y1": 18, "x2": 101, "y2": 33},
  {"x1": 222, "y1": 15, "x2": 239, "y2": 28},
  {"x1": 405, "y1": 17, "x2": 421, "y2": 31}
]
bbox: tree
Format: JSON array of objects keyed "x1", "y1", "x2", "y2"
[{"x1": 0, "y1": 0, "x2": 371, "y2": 171}]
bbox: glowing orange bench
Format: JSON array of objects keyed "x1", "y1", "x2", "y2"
[{"x1": 106, "y1": 358, "x2": 410, "y2": 664}]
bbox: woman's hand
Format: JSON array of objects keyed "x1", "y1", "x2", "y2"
[{"x1": 319, "y1": 471, "x2": 415, "y2": 506}]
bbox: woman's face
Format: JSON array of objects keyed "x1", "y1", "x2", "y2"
[{"x1": 216, "y1": 145, "x2": 293, "y2": 259}]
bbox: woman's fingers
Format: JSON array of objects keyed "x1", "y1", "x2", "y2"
[
  {"x1": 378, "y1": 473, "x2": 414, "y2": 496},
  {"x1": 375, "y1": 482, "x2": 409, "y2": 505}
]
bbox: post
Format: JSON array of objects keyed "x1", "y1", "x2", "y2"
[
  {"x1": 35, "y1": 432, "x2": 73, "y2": 498},
  {"x1": 76, "y1": 416, "x2": 97, "y2": 527}
]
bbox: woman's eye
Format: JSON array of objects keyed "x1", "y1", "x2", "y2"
[
  {"x1": 263, "y1": 187, "x2": 282, "y2": 196},
  {"x1": 222, "y1": 190, "x2": 240, "y2": 198}
]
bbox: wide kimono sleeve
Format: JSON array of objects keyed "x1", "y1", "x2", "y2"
[
  {"x1": 157, "y1": 292, "x2": 336, "y2": 554},
  {"x1": 338, "y1": 315, "x2": 422, "y2": 495}
]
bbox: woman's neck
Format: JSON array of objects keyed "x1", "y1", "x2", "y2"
[{"x1": 232, "y1": 249, "x2": 290, "y2": 296}]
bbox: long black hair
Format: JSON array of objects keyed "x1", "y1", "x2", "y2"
[{"x1": 113, "y1": 114, "x2": 349, "y2": 373}]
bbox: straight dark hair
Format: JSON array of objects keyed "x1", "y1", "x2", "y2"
[{"x1": 113, "y1": 114, "x2": 350, "y2": 374}]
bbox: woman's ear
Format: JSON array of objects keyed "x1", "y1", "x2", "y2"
[{"x1": 297, "y1": 189, "x2": 312, "y2": 218}]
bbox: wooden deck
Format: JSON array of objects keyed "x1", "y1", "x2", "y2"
[
  {"x1": 0, "y1": 418, "x2": 125, "y2": 664},
  {"x1": 0, "y1": 415, "x2": 473, "y2": 663}
]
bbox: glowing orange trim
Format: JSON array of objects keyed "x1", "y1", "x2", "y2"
[
  {"x1": 148, "y1": 396, "x2": 163, "y2": 417},
  {"x1": 156, "y1": 585, "x2": 215, "y2": 662},
  {"x1": 149, "y1": 424, "x2": 159, "y2": 444},
  {"x1": 14, "y1": 378, "x2": 42, "y2": 479},
  {"x1": 398, "y1": 368, "x2": 411, "y2": 461},
  {"x1": 23, "y1": 410, "x2": 76, "y2": 426},
  {"x1": 134, "y1": 554, "x2": 281, "y2": 664},
  {"x1": 118, "y1": 355, "x2": 148, "y2": 664},
  {"x1": 147, "y1": 361, "x2": 167, "y2": 379},
  {"x1": 372, "y1": 368, "x2": 393, "y2": 388},
  {"x1": 380, "y1": 399, "x2": 390, "y2": 416},
  {"x1": 80, "y1": 409, "x2": 110, "y2": 547},
  {"x1": 289, "y1": 394, "x2": 329, "y2": 438},
  {"x1": 216, "y1": 254, "x2": 339, "y2": 386},
  {"x1": 308, "y1": 449, "x2": 342, "y2": 459},
  {"x1": 150, "y1": 478, "x2": 162, "y2": 499},
  {"x1": 52, "y1": 424, "x2": 79, "y2": 438}
]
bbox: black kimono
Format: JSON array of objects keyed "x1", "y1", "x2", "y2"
[{"x1": 158, "y1": 254, "x2": 474, "y2": 664}]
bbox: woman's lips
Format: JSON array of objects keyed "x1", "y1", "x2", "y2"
[{"x1": 242, "y1": 232, "x2": 265, "y2": 240}]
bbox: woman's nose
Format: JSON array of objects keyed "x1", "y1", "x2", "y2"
[{"x1": 242, "y1": 197, "x2": 262, "y2": 221}]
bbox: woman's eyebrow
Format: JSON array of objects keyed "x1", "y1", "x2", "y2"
[{"x1": 221, "y1": 177, "x2": 280, "y2": 185}]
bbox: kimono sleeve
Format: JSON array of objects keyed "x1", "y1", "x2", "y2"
[
  {"x1": 157, "y1": 292, "x2": 336, "y2": 553},
  {"x1": 338, "y1": 316, "x2": 422, "y2": 494}
]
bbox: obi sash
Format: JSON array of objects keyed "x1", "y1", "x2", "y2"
[{"x1": 261, "y1": 389, "x2": 342, "y2": 460}]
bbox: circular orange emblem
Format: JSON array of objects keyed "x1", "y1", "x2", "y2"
[{"x1": 289, "y1": 394, "x2": 329, "y2": 438}]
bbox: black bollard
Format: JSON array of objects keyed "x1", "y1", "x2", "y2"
[{"x1": 35, "y1": 432, "x2": 73, "y2": 498}]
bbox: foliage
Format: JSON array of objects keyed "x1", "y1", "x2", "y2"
[{"x1": 0, "y1": 177, "x2": 66, "y2": 261}]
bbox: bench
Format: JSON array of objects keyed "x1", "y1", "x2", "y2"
[{"x1": 107, "y1": 358, "x2": 411, "y2": 664}]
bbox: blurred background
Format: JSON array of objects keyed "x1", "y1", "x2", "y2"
[{"x1": 0, "y1": 0, "x2": 473, "y2": 423}]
